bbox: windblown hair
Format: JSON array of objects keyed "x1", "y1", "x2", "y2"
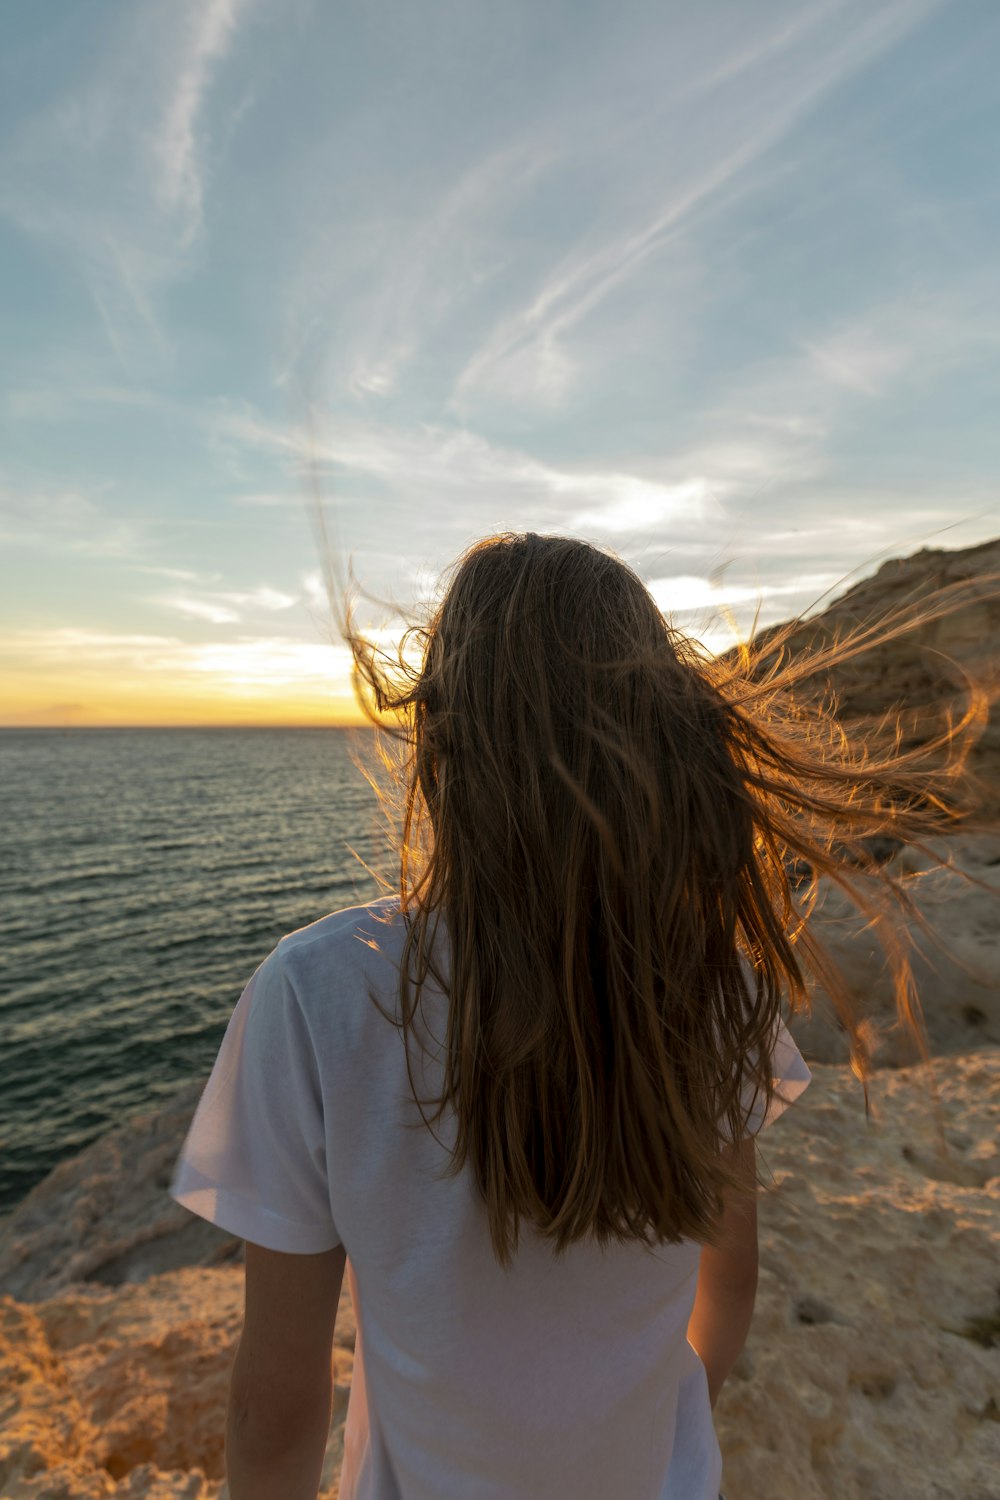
[{"x1": 333, "y1": 530, "x2": 999, "y2": 1270}]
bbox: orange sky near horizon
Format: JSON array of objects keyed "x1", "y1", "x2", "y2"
[
  {"x1": 0, "y1": 623, "x2": 406, "y2": 728},
  {"x1": 0, "y1": 665, "x2": 371, "y2": 729},
  {"x1": 0, "y1": 598, "x2": 746, "y2": 730}
]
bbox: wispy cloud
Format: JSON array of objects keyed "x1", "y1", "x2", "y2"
[
  {"x1": 275, "y1": 131, "x2": 565, "y2": 404},
  {"x1": 450, "y1": 0, "x2": 942, "y2": 414},
  {"x1": 0, "y1": 626, "x2": 353, "y2": 689},
  {"x1": 340, "y1": 141, "x2": 561, "y2": 401},
  {"x1": 153, "y1": 0, "x2": 249, "y2": 241},
  {"x1": 211, "y1": 404, "x2": 730, "y2": 539},
  {"x1": 0, "y1": 0, "x2": 253, "y2": 363},
  {"x1": 647, "y1": 571, "x2": 841, "y2": 616},
  {"x1": 802, "y1": 329, "x2": 908, "y2": 396},
  {"x1": 230, "y1": 491, "x2": 303, "y2": 508},
  {"x1": 156, "y1": 584, "x2": 299, "y2": 625},
  {"x1": 212, "y1": 393, "x2": 964, "y2": 573},
  {"x1": 0, "y1": 628, "x2": 180, "y2": 663},
  {"x1": 0, "y1": 480, "x2": 144, "y2": 558},
  {"x1": 703, "y1": 272, "x2": 1000, "y2": 459},
  {"x1": 0, "y1": 484, "x2": 100, "y2": 529},
  {"x1": 163, "y1": 595, "x2": 242, "y2": 625},
  {"x1": 4, "y1": 378, "x2": 165, "y2": 425},
  {"x1": 135, "y1": 564, "x2": 209, "y2": 583},
  {"x1": 3, "y1": 0, "x2": 997, "y2": 725},
  {"x1": 645, "y1": 569, "x2": 843, "y2": 657}
]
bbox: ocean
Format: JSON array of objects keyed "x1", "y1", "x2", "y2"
[{"x1": 0, "y1": 727, "x2": 391, "y2": 1215}]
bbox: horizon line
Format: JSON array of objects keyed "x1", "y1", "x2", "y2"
[{"x1": 0, "y1": 721, "x2": 377, "y2": 731}]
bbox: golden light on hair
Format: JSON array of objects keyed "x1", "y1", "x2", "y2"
[{"x1": 320, "y1": 526, "x2": 1000, "y2": 1270}]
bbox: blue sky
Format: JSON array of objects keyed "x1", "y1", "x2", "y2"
[{"x1": 1, "y1": 0, "x2": 998, "y2": 723}]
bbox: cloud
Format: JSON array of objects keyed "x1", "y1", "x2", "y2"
[
  {"x1": 678, "y1": 0, "x2": 850, "y2": 96},
  {"x1": 339, "y1": 141, "x2": 562, "y2": 401},
  {"x1": 153, "y1": 0, "x2": 249, "y2": 241},
  {"x1": 802, "y1": 329, "x2": 908, "y2": 396},
  {"x1": 156, "y1": 584, "x2": 300, "y2": 625},
  {"x1": 0, "y1": 479, "x2": 149, "y2": 560},
  {"x1": 180, "y1": 637, "x2": 353, "y2": 687},
  {"x1": 0, "y1": 702, "x2": 87, "y2": 725},
  {"x1": 0, "y1": 629, "x2": 181, "y2": 665},
  {"x1": 0, "y1": 484, "x2": 101, "y2": 529},
  {"x1": 701, "y1": 271, "x2": 1000, "y2": 473},
  {"x1": 164, "y1": 595, "x2": 243, "y2": 625},
  {"x1": 211, "y1": 404, "x2": 732, "y2": 543},
  {"x1": 0, "y1": 625, "x2": 353, "y2": 688},
  {"x1": 647, "y1": 569, "x2": 843, "y2": 620},
  {"x1": 450, "y1": 0, "x2": 943, "y2": 414},
  {"x1": 249, "y1": 586, "x2": 299, "y2": 611},
  {"x1": 231, "y1": 491, "x2": 303, "y2": 508},
  {"x1": 0, "y1": 0, "x2": 253, "y2": 363},
  {"x1": 4, "y1": 378, "x2": 165, "y2": 426},
  {"x1": 217, "y1": 397, "x2": 960, "y2": 568},
  {"x1": 301, "y1": 570, "x2": 330, "y2": 613},
  {"x1": 568, "y1": 478, "x2": 727, "y2": 535},
  {"x1": 134, "y1": 564, "x2": 207, "y2": 583},
  {"x1": 277, "y1": 133, "x2": 564, "y2": 400}
]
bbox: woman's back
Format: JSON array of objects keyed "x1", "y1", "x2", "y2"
[
  {"x1": 170, "y1": 892, "x2": 810, "y2": 1499},
  {"x1": 169, "y1": 529, "x2": 994, "y2": 1495}
]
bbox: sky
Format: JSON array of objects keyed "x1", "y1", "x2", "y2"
[{"x1": 1, "y1": 0, "x2": 998, "y2": 727}]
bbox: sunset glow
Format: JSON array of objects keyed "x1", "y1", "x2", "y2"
[{"x1": 2, "y1": 3, "x2": 998, "y2": 725}]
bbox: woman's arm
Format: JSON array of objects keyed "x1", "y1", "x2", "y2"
[
  {"x1": 686, "y1": 1134, "x2": 759, "y2": 1409},
  {"x1": 227, "y1": 1352, "x2": 333, "y2": 1500},
  {"x1": 227, "y1": 1241, "x2": 346, "y2": 1500}
]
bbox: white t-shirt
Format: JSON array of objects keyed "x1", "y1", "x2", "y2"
[{"x1": 169, "y1": 894, "x2": 811, "y2": 1500}]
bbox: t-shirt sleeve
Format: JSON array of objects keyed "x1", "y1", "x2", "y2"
[
  {"x1": 168, "y1": 944, "x2": 342, "y2": 1253},
  {"x1": 715, "y1": 979, "x2": 813, "y2": 1147},
  {"x1": 737, "y1": 1012, "x2": 812, "y2": 1138}
]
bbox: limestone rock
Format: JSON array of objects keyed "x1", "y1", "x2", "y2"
[
  {"x1": 785, "y1": 829, "x2": 1000, "y2": 1066},
  {"x1": 0, "y1": 1084, "x2": 241, "y2": 1304},
  {"x1": 727, "y1": 536, "x2": 1000, "y2": 820},
  {"x1": 714, "y1": 1052, "x2": 1000, "y2": 1500},
  {"x1": 0, "y1": 1265, "x2": 356, "y2": 1498}
]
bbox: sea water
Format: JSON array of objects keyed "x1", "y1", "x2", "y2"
[{"x1": 0, "y1": 727, "x2": 390, "y2": 1213}]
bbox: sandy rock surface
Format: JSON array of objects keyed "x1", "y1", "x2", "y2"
[
  {"x1": 714, "y1": 1051, "x2": 1000, "y2": 1500},
  {"x1": 0, "y1": 1265, "x2": 358, "y2": 1499},
  {"x1": 0, "y1": 1085, "x2": 241, "y2": 1304},
  {"x1": 785, "y1": 829, "x2": 1000, "y2": 1066},
  {"x1": 2, "y1": 1054, "x2": 997, "y2": 1500}
]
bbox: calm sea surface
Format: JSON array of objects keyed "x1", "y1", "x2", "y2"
[{"x1": 0, "y1": 728, "x2": 391, "y2": 1214}]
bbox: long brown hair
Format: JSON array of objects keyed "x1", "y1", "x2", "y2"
[{"x1": 331, "y1": 529, "x2": 999, "y2": 1270}]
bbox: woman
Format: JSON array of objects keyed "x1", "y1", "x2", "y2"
[{"x1": 170, "y1": 530, "x2": 998, "y2": 1498}]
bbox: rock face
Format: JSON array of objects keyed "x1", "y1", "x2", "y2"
[
  {"x1": 783, "y1": 829, "x2": 1000, "y2": 1067},
  {"x1": 722, "y1": 535, "x2": 1000, "y2": 821},
  {"x1": 0, "y1": 1267, "x2": 357, "y2": 1498},
  {"x1": 0, "y1": 1084, "x2": 240, "y2": 1305},
  {"x1": 714, "y1": 1052, "x2": 1000, "y2": 1500}
]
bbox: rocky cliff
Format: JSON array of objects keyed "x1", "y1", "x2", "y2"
[{"x1": 724, "y1": 534, "x2": 1000, "y2": 820}]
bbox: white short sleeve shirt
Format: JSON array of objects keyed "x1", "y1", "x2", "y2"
[{"x1": 169, "y1": 895, "x2": 811, "y2": 1500}]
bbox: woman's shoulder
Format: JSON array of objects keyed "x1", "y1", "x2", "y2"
[
  {"x1": 251, "y1": 893, "x2": 409, "y2": 1051},
  {"x1": 276, "y1": 891, "x2": 405, "y2": 972}
]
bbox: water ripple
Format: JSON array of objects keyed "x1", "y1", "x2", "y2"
[{"x1": 0, "y1": 727, "x2": 389, "y2": 1213}]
